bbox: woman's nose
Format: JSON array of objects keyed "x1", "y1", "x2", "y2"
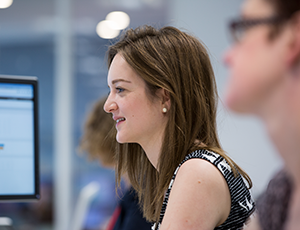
[{"x1": 103, "y1": 96, "x2": 117, "y2": 113}]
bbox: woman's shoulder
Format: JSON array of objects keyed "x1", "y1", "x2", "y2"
[
  {"x1": 176, "y1": 155, "x2": 230, "y2": 197},
  {"x1": 181, "y1": 149, "x2": 253, "y2": 203},
  {"x1": 178, "y1": 151, "x2": 224, "y2": 179},
  {"x1": 177, "y1": 149, "x2": 255, "y2": 229},
  {"x1": 176, "y1": 149, "x2": 233, "y2": 194},
  {"x1": 169, "y1": 149, "x2": 228, "y2": 190},
  {"x1": 180, "y1": 149, "x2": 231, "y2": 176},
  {"x1": 162, "y1": 151, "x2": 232, "y2": 229}
]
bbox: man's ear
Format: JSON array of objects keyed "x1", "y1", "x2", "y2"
[{"x1": 286, "y1": 11, "x2": 300, "y2": 67}]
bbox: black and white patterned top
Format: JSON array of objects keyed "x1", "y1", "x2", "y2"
[{"x1": 152, "y1": 149, "x2": 255, "y2": 230}]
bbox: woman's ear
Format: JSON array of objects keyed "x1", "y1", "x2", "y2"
[{"x1": 157, "y1": 88, "x2": 171, "y2": 110}]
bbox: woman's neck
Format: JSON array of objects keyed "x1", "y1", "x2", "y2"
[{"x1": 139, "y1": 130, "x2": 164, "y2": 170}]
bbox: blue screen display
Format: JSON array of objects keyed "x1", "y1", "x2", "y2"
[{"x1": 0, "y1": 82, "x2": 36, "y2": 196}]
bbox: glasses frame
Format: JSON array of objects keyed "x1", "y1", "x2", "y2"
[{"x1": 228, "y1": 16, "x2": 285, "y2": 43}]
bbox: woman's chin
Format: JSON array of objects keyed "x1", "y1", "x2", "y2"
[{"x1": 116, "y1": 135, "x2": 127, "y2": 144}]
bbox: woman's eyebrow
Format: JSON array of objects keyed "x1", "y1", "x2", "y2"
[{"x1": 112, "y1": 79, "x2": 132, "y2": 85}]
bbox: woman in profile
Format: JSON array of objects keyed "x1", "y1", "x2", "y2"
[{"x1": 104, "y1": 25, "x2": 255, "y2": 230}]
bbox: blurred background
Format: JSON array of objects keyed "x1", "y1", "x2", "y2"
[{"x1": 0, "y1": 0, "x2": 283, "y2": 229}]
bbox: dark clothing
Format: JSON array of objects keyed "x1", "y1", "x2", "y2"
[
  {"x1": 256, "y1": 169, "x2": 293, "y2": 230},
  {"x1": 112, "y1": 188, "x2": 152, "y2": 230}
]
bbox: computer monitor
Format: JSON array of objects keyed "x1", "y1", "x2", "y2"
[{"x1": 0, "y1": 75, "x2": 40, "y2": 201}]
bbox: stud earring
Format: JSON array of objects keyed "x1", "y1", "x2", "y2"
[{"x1": 162, "y1": 108, "x2": 167, "y2": 113}]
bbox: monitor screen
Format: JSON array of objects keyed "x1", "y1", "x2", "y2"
[{"x1": 0, "y1": 75, "x2": 40, "y2": 201}]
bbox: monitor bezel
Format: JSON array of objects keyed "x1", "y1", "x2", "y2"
[{"x1": 0, "y1": 75, "x2": 40, "y2": 201}]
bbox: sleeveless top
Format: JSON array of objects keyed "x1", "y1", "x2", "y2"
[{"x1": 152, "y1": 149, "x2": 255, "y2": 230}]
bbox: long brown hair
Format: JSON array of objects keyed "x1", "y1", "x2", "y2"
[{"x1": 107, "y1": 25, "x2": 252, "y2": 222}]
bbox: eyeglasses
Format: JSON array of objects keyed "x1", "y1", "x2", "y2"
[{"x1": 228, "y1": 16, "x2": 285, "y2": 43}]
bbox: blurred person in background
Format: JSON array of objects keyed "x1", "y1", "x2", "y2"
[
  {"x1": 224, "y1": 0, "x2": 300, "y2": 229},
  {"x1": 79, "y1": 97, "x2": 152, "y2": 230}
]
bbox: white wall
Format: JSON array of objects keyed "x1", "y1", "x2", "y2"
[{"x1": 168, "y1": 0, "x2": 283, "y2": 198}]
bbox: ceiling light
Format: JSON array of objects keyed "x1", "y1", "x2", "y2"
[
  {"x1": 96, "y1": 20, "x2": 120, "y2": 39},
  {"x1": 0, "y1": 0, "x2": 13, "y2": 9},
  {"x1": 105, "y1": 11, "x2": 130, "y2": 30}
]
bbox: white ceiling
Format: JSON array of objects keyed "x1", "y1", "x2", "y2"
[{"x1": 0, "y1": 0, "x2": 169, "y2": 44}]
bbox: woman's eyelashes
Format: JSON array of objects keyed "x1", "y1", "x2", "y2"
[
  {"x1": 116, "y1": 87, "x2": 125, "y2": 93},
  {"x1": 107, "y1": 85, "x2": 126, "y2": 95}
]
